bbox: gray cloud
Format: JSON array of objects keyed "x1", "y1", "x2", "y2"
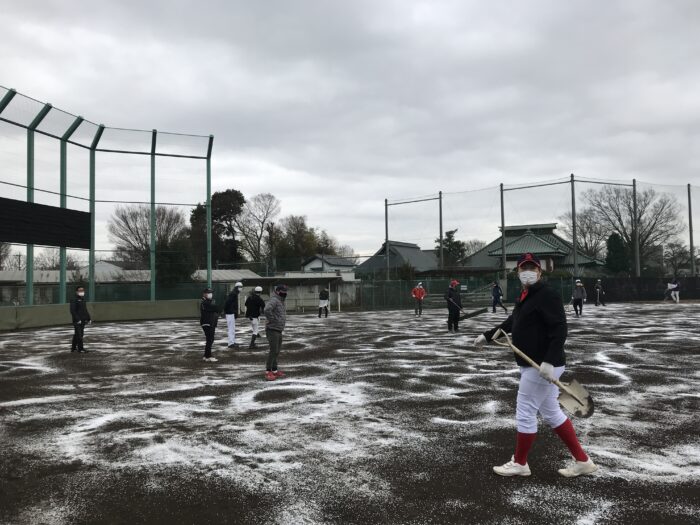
[{"x1": 1, "y1": 0, "x2": 699, "y2": 255}]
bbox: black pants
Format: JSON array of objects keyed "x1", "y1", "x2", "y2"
[
  {"x1": 595, "y1": 291, "x2": 606, "y2": 306},
  {"x1": 414, "y1": 299, "x2": 423, "y2": 315},
  {"x1": 266, "y1": 328, "x2": 283, "y2": 371},
  {"x1": 573, "y1": 298, "x2": 583, "y2": 316},
  {"x1": 447, "y1": 309, "x2": 460, "y2": 331},
  {"x1": 71, "y1": 322, "x2": 86, "y2": 351},
  {"x1": 202, "y1": 325, "x2": 215, "y2": 357},
  {"x1": 492, "y1": 297, "x2": 507, "y2": 313},
  {"x1": 318, "y1": 307, "x2": 328, "y2": 318}
]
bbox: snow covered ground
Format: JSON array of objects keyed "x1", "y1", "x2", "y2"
[{"x1": 1, "y1": 302, "x2": 698, "y2": 524}]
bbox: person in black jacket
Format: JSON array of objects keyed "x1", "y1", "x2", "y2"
[
  {"x1": 69, "y1": 286, "x2": 91, "y2": 353},
  {"x1": 474, "y1": 253, "x2": 597, "y2": 478},
  {"x1": 200, "y1": 287, "x2": 221, "y2": 362},
  {"x1": 491, "y1": 281, "x2": 508, "y2": 313},
  {"x1": 224, "y1": 281, "x2": 243, "y2": 348},
  {"x1": 318, "y1": 287, "x2": 330, "y2": 318},
  {"x1": 245, "y1": 286, "x2": 266, "y2": 349},
  {"x1": 445, "y1": 279, "x2": 462, "y2": 332}
]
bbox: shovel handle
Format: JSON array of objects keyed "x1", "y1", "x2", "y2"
[{"x1": 492, "y1": 329, "x2": 571, "y2": 394}]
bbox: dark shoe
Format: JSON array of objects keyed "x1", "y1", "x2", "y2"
[
  {"x1": 249, "y1": 334, "x2": 257, "y2": 349},
  {"x1": 71, "y1": 348, "x2": 77, "y2": 353},
  {"x1": 228, "y1": 343, "x2": 239, "y2": 349}
]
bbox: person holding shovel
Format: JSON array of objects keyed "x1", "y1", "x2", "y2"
[{"x1": 473, "y1": 252, "x2": 598, "y2": 478}]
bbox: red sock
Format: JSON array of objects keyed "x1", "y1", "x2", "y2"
[
  {"x1": 553, "y1": 419, "x2": 588, "y2": 462},
  {"x1": 514, "y1": 432, "x2": 536, "y2": 465}
]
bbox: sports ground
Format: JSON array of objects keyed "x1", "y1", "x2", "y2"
[{"x1": 1, "y1": 302, "x2": 698, "y2": 524}]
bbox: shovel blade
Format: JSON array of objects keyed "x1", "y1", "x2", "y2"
[
  {"x1": 558, "y1": 379, "x2": 595, "y2": 418},
  {"x1": 459, "y1": 307, "x2": 488, "y2": 320}
]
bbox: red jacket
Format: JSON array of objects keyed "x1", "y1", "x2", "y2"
[{"x1": 411, "y1": 287, "x2": 426, "y2": 300}]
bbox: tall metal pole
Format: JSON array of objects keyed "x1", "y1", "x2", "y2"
[
  {"x1": 59, "y1": 116, "x2": 84, "y2": 304},
  {"x1": 206, "y1": 135, "x2": 214, "y2": 289},
  {"x1": 150, "y1": 129, "x2": 157, "y2": 301},
  {"x1": 89, "y1": 125, "x2": 105, "y2": 302},
  {"x1": 689, "y1": 184, "x2": 696, "y2": 277},
  {"x1": 439, "y1": 191, "x2": 444, "y2": 270},
  {"x1": 633, "y1": 178, "x2": 640, "y2": 277},
  {"x1": 385, "y1": 198, "x2": 390, "y2": 281},
  {"x1": 571, "y1": 173, "x2": 578, "y2": 277},
  {"x1": 25, "y1": 103, "x2": 52, "y2": 306},
  {"x1": 500, "y1": 183, "x2": 506, "y2": 279}
]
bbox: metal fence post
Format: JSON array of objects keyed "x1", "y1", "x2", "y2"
[
  {"x1": 385, "y1": 198, "x2": 390, "y2": 281},
  {"x1": 89, "y1": 125, "x2": 105, "y2": 302},
  {"x1": 26, "y1": 103, "x2": 52, "y2": 305},
  {"x1": 150, "y1": 129, "x2": 157, "y2": 301},
  {"x1": 59, "y1": 116, "x2": 84, "y2": 304},
  {"x1": 206, "y1": 135, "x2": 214, "y2": 288},
  {"x1": 500, "y1": 183, "x2": 506, "y2": 279},
  {"x1": 689, "y1": 184, "x2": 696, "y2": 277},
  {"x1": 571, "y1": 173, "x2": 578, "y2": 278},
  {"x1": 439, "y1": 190, "x2": 443, "y2": 269},
  {"x1": 633, "y1": 178, "x2": 640, "y2": 277}
]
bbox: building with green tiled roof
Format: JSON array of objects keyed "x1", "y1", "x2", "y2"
[{"x1": 464, "y1": 224, "x2": 603, "y2": 273}]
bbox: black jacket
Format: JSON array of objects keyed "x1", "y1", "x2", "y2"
[
  {"x1": 491, "y1": 285, "x2": 503, "y2": 298},
  {"x1": 245, "y1": 294, "x2": 265, "y2": 319},
  {"x1": 483, "y1": 280, "x2": 567, "y2": 367},
  {"x1": 69, "y1": 296, "x2": 91, "y2": 323},
  {"x1": 224, "y1": 289, "x2": 240, "y2": 316},
  {"x1": 200, "y1": 298, "x2": 220, "y2": 327},
  {"x1": 319, "y1": 290, "x2": 329, "y2": 300},
  {"x1": 445, "y1": 287, "x2": 462, "y2": 311}
]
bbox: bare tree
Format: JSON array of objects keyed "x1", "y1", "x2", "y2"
[
  {"x1": 583, "y1": 186, "x2": 684, "y2": 264},
  {"x1": 234, "y1": 193, "x2": 281, "y2": 262},
  {"x1": 0, "y1": 242, "x2": 11, "y2": 270},
  {"x1": 108, "y1": 205, "x2": 188, "y2": 264},
  {"x1": 464, "y1": 239, "x2": 487, "y2": 257},
  {"x1": 557, "y1": 208, "x2": 608, "y2": 259},
  {"x1": 663, "y1": 242, "x2": 691, "y2": 276},
  {"x1": 337, "y1": 244, "x2": 359, "y2": 264},
  {"x1": 34, "y1": 248, "x2": 81, "y2": 270}
]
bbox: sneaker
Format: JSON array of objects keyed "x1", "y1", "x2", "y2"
[
  {"x1": 265, "y1": 371, "x2": 276, "y2": 381},
  {"x1": 273, "y1": 370, "x2": 285, "y2": 378},
  {"x1": 558, "y1": 458, "x2": 598, "y2": 478},
  {"x1": 203, "y1": 357, "x2": 218, "y2": 362},
  {"x1": 228, "y1": 343, "x2": 239, "y2": 349},
  {"x1": 493, "y1": 456, "x2": 531, "y2": 477}
]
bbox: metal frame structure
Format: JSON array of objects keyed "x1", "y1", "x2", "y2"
[{"x1": 0, "y1": 86, "x2": 214, "y2": 305}]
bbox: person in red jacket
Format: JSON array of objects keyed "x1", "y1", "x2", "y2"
[
  {"x1": 411, "y1": 282, "x2": 427, "y2": 316},
  {"x1": 474, "y1": 253, "x2": 597, "y2": 478}
]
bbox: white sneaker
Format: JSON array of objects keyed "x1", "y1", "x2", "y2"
[
  {"x1": 202, "y1": 357, "x2": 218, "y2": 362},
  {"x1": 493, "y1": 456, "x2": 531, "y2": 477},
  {"x1": 558, "y1": 458, "x2": 598, "y2": 477}
]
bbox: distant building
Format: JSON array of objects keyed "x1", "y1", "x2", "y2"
[
  {"x1": 301, "y1": 254, "x2": 357, "y2": 273},
  {"x1": 464, "y1": 224, "x2": 603, "y2": 273},
  {"x1": 356, "y1": 241, "x2": 439, "y2": 275}
]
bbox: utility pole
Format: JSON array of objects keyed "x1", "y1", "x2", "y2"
[{"x1": 571, "y1": 174, "x2": 578, "y2": 278}]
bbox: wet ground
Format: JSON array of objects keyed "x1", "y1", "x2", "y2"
[{"x1": 1, "y1": 302, "x2": 699, "y2": 524}]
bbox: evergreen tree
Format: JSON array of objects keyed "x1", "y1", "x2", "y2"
[{"x1": 605, "y1": 233, "x2": 629, "y2": 274}]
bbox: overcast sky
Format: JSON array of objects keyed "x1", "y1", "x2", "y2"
[{"x1": 2, "y1": 0, "x2": 699, "y2": 256}]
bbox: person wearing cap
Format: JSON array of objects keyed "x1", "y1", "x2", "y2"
[
  {"x1": 411, "y1": 282, "x2": 427, "y2": 316},
  {"x1": 245, "y1": 286, "x2": 266, "y2": 349},
  {"x1": 69, "y1": 286, "x2": 91, "y2": 353},
  {"x1": 473, "y1": 252, "x2": 597, "y2": 478},
  {"x1": 491, "y1": 281, "x2": 508, "y2": 314},
  {"x1": 318, "y1": 287, "x2": 330, "y2": 318},
  {"x1": 263, "y1": 284, "x2": 288, "y2": 381},
  {"x1": 571, "y1": 279, "x2": 587, "y2": 317},
  {"x1": 224, "y1": 281, "x2": 244, "y2": 348},
  {"x1": 594, "y1": 279, "x2": 606, "y2": 306},
  {"x1": 200, "y1": 287, "x2": 221, "y2": 362},
  {"x1": 445, "y1": 279, "x2": 462, "y2": 332}
]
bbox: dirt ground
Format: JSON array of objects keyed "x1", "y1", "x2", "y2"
[{"x1": 1, "y1": 302, "x2": 699, "y2": 524}]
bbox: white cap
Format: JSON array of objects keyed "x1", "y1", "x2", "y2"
[
  {"x1": 254, "y1": 286, "x2": 263, "y2": 292},
  {"x1": 234, "y1": 281, "x2": 243, "y2": 288},
  {"x1": 417, "y1": 282, "x2": 423, "y2": 286}
]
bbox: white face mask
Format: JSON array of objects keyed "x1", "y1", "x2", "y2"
[
  {"x1": 205, "y1": 293, "x2": 213, "y2": 300},
  {"x1": 77, "y1": 292, "x2": 85, "y2": 297},
  {"x1": 518, "y1": 270, "x2": 539, "y2": 286}
]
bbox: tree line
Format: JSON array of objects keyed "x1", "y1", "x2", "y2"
[
  {"x1": 558, "y1": 186, "x2": 696, "y2": 276},
  {"x1": 105, "y1": 189, "x2": 355, "y2": 283}
]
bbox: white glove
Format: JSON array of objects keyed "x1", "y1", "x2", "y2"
[
  {"x1": 539, "y1": 362, "x2": 555, "y2": 382},
  {"x1": 584, "y1": 298, "x2": 587, "y2": 303},
  {"x1": 473, "y1": 334, "x2": 487, "y2": 348}
]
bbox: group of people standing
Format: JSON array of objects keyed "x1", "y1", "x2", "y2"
[{"x1": 200, "y1": 283, "x2": 289, "y2": 380}]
